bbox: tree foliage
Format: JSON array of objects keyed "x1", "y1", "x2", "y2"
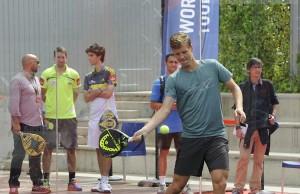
[{"x1": 219, "y1": 0, "x2": 299, "y2": 92}]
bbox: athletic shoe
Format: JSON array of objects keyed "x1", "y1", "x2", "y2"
[
  {"x1": 183, "y1": 184, "x2": 193, "y2": 194},
  {"x1": 157, "y1": 184, "x2": 166, "y2": 193},
  {"x1": 42, "y1": 179, "x2": 50, "y2": 189},
  {"x1": 9, "y1": 187, "x2": 18, "y2": 194},
  {"x1": 31, "y1": 185, "x2": 51, "y2": 194},
  {"x1": 67, "y1": 178, "x2": 82, "y2": 191},
  {"x1": 249, "y1": 190, "x2": 259, "y2": 194},
  {"x1": 91, "y1": 181, "x2": 112, "y2": 193},
  {"x1": 232, "y1": 188, "x2": 243, "y2": 194}
]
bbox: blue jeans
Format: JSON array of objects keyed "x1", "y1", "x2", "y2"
[{"x1": 8, "y1": 123, "x2": 44, "y2": 187}]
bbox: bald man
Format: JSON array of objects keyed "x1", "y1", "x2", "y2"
[{"x1": 8, "y1": 54, "x2": 51, "y2": 194}]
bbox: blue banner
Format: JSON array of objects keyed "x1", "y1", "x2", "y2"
[{"x1": 161, "y1": 0, "x2": 219, "y2": 74}]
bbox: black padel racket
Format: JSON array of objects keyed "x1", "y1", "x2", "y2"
[{"x1": 98, "y1": 128, "x2": 134, "y2": 158}]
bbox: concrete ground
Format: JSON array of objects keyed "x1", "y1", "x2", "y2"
[{"x1": 0, "y1": 171, "x2": 299, "y2": 194}]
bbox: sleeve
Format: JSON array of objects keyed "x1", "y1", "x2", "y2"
[
  {"x1": 83, "y1": 75, "x2": 89, "y2": 91},
  {"x1": 214, "y1": 60, "x2": 232, "y2": 83},
  {"x1": 269, "y1": 82, "x2": 279, "y2": 105},
  {"x1": 8, "y1": 78, "x2": 21, "y2": 116},
  {"x1": 107, "y1": 66, "x2": 117, "y2": 87},
  {"x1": 150, "y1": 79, "x2": 161, "y2": 102},
  {"x1": 73, "y1": 71, "x2": 81, "y2": 89},
  {"x1": 40, "y1": 71, "x2": 47, "y2": 89},
  {"x1": 165, "y1": 76, "x2": 177, "y2": 100}
]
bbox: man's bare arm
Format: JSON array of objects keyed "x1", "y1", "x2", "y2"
[
  {"x1": 225, "y1": 78, "x2": 246, "y2": 123},
  {"x1": 11, "y1": 116, "x2": 21, "y2": 134},
  {"x1": 83, "y1": 89, "x2": 100, "y2": 102},
  {"x1": 150, "y1": 101, "x2": 177, "y2": 111},
  {"x1": 98, "y1": 85, "x2": 114, "y2": 99},
  {"x1": 84, "y1": 85, "x2": 115, "y2": 102},
  {"x1": 134, "y1": 96, "x2": 174, "y2": 137},
  {"x1": 41, "y1": 88, "x2": 47, "y2": 102}
]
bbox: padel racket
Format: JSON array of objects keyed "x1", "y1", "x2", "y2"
[
  {"x1": 98, "y1": 108, "x2": 123, "y2": 157},
  {"x1": 98, "y1": 109, "x2": 119, "y2": 130},
  {"x1": 19, "y1": 132, "x2": 46, "y2": 156},
  {"x1": 98, "y1": 128, "x2": 135, "y2": 158}
]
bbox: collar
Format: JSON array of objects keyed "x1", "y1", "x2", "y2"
[
  {"x1": 23, "y1": 71, "x2": 35, "y2": 80},
  {"x1": 93, "y1": 63, "x2": 105, "y2": 73},
  {"x1": 54, "y1": 64, "x2": 68, "y2": 72},
  {"x1": 248, "y1": 78, "x2": 263, "y2": 86}
]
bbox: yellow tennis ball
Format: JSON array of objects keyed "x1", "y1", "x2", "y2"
[{"x1": 160, "y1": 125, "x2": 170, "y2": 134}]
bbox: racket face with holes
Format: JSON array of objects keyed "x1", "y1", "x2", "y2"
[
  {"x1": 98, "y1": 110, "x2": 119, "y2": 130},
  {"x1": 20, "y1": 132, "x2": 46, "y2": 156},
  {"x1": 98, "y1": 129, "x2": 129, "y2": 158}
]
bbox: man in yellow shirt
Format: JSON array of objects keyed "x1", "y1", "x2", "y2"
[{"x1": 40, "y1": 47, "x2": 82, "y2": 191}]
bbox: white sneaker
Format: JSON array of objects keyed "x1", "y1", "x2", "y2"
[
  {"x1": 91, "y1": 181, "x2": 112, "y2": 193},
  {"x1": 157, "y1": 184, "x2": 166, "y2": 193},
  {"x1": 183, "y1": 184, "x2": 193, "y2": 194}
]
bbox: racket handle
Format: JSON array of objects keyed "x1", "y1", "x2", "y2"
[
  {"x1": 129, "y1": 135, "x2": 143, "y2": 142},
  {"x1": 128, "y1": 137, "x2": 133, "y2": 142}
]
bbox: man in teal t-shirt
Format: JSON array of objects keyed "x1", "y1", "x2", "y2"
[{"x1": 134, "y1": 32, "x2": 246, "y2": 194}]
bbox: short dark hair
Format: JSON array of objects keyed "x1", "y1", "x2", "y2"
[
  {"x1": 85, "y1": 43, "x2": 105, "y2": 62},
  {"x1": 165, "y1": 53, "x2": 175, "y2": 62},
  {"x1": 170, "y1": 32, "x2": 192, "y2": 49},
  {"x1": 54, "y1": 46, "x2": 67, "y2": 57},
  {"x1": 247, "y1": 57, "x2": 263, "y2": 70}
]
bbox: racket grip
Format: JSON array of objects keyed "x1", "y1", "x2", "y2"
[
  {"x1": 128, "y1": 137, "x2": 133, "y2": 142},
  {"x1": 129, "y1": 135, "x2": 143, "y2": 142}
]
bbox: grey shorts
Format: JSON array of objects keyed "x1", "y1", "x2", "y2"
[
  {"x1": 174, "y1": 136, "x2": 229, "y2": 177},
  {"x1": 44, "y1": 118, "x2": 78, "y2": 149}
]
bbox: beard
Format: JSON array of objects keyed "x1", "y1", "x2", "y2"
[{"x1": 32, "y1": 67, "x2": 38, "y2": 73}]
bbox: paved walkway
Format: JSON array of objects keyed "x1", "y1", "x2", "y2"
[{"x1": 0, "y1": 171, "x2": 299, "y2": 194}]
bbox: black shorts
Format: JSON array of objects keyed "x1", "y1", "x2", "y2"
[
  {"x1": 174, "y1": 136, "x2": 229, "y2": 177},
  {"x1": 158, "y1": 132, "x2": 181, "y2": 150},
  {"x1": 43, "y1": 118, "x2": 78, "y2": 149}
]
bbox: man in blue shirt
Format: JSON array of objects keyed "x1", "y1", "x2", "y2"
[{"x1": 150, "y1": 54, "x2": 182, "y2": 192}]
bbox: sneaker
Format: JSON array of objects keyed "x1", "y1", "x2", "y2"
[
  {"x1": 249, "y1": 190, "x2": 259, "y2": 194},
  {"x1": 9, "y1": 187, "x2": 18, "y2": 194},
  {"x1": 232, "y1": 188, "x2": 243, "y2": 194},
  {"x1": 68, "y1": 178, "x2": 82, "y2": 191},
  {"x1": 157, "y1": 184, "x2": 166, "y2": 193},
  {"x1": 31, "y1": 185, "x2": 51, "y2": 194},
  {"x1": 184, "y1": 184, "x2": 193, "y2": 194},
  {"x1": 42, "y1": 179, "x2": 50, "y2": 189},
  {"x1": 91, "y1": 181, "x2": 112, "y2": 193}
]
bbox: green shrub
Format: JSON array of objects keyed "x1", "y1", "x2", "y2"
[{"x1": 219, "y1": 0, "x2": 300, "y2": 92}]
